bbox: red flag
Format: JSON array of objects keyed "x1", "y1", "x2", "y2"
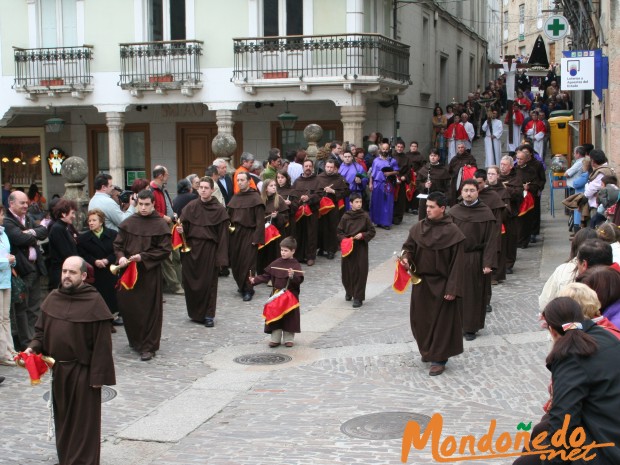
[
  {"x1": 461, "y1": 165, "x2": 477, "y2": 181},
  {"x1": 263, "y1": 289, "x2": 300, "y2": 325},
  {"x1": 119, "y1": 261, "x2": 139, "y2": 290},
  {"x1": 338, "y1": 198, "x2": 345, "y2": 210},
  {"x1": 319, "y1": 197, "x2": 335, "y2": 217},
  {"x1": 295, "y1": 204, "x2": 312, "y2": 221},
  {"x1": 406, "y1": 182, "x2": 415, "y2": 202},
  {"x1": 258, "y1": 224, "x2": 281, "y2": 250},
  {"x1": 171, "y1": 223, "x2": 183, "y2": 250},
  {"x1": 519, "y1": 191, "x2": 535, "y2": 216},
  {"x1": 392, "y1": 260, "x2": 412, "y2": 294},
  {"x1": 341, "y1": 237, "x2": 354, "y2": 258},
  {"x1": 15, "y1": 352, "x2": 53, "y2": 385},
  {"x1": 501, "y1": 223, "x2": 506, "y2": 234}
]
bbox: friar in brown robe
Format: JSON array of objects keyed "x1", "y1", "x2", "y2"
[
  {"x1": 448, "y1": 145, "x2": 477, "y2": 206},
  {"x1": 227, "y1": 171, "x2": 265, "y2": 301},
  {"x1": 449, "y1": 180, "x2": 497, "y2": 340},
  {"x1": 28, "y1": 256, "x2": 115, "y2": 465},
  {"x1": 515, "y1": 147, "x2": 546, "y2": 247},
  {"x1": 316, "y1": 160, "x2": 350, "y2": 259},
  {"x1": 337, "y1": 193, "x2": 376, "y2": 307},
  {"x1": 392, "y1": 141, "x2": 412, "y2": 225},
  {"x1": 475, "y1": 170, "x2": 508, "y2": 310},
  {"x1": 416, "y1": 151, "x2": 451, "y2": 220},
  {"x1": 406, "y1": 142, "x2": 426, "y2": 212},
  {"x1": 292, "y1": 160, "x2": 320, "y2": 265},
  {"x1": 276, "y1": 180, "x2": 299, "y2": 238},
  {"x1": 180, "y1": 178, "x2": 229, "y2": 324},
  {"x1": 114, "y1": 190, "x2": 172, "y2": 360},
  {"x1": 486, "y1": 166, "x2": 513, "y2": 282},
  {"x1": 499, "y1": 158, "x2": 523, "y2": 272},
  {"x1": 401, "y1": 191, "x2": 465, "y2": 376}
]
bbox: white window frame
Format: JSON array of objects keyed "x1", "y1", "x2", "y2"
[
  {"x1": 34, "y1": 0, "x2": 83, "y2": 48},
  {"x1": 256, "y1": 0, "x2": 313, "y2": 37},
  {"x1": 136, "y1": 0, "x2": 193, "y2": 42}
]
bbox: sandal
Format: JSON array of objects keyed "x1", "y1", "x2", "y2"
[
  {"x1": 269, "y1": 342, "x2": 281, "y2": 348},
  {"x1": 284, "y1": 342, "x2": 294, "y2": 348}
]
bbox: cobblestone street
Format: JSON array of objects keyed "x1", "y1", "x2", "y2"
[{"x1": 0, "y1": 141, "x2": 571, "y2": 465}]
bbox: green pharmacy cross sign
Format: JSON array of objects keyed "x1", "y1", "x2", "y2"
[{"x1": 544, "y1": 15, "x2": 568, "y2": 41}]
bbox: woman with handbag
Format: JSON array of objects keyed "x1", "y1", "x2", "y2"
[{"x1": 0, "y1": 206, "x2": 17, "y2": 366}]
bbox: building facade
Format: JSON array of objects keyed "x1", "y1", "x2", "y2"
[{"x1": 0, "y1": 0, "x2": 493, "y2": 199}]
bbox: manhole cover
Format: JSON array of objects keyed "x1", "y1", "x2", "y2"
[
  {"x1": 233, "y1": 353, "x2": 292, "y2": 365},
  {"x1": 43, "y1": 386, "x2": 117, "y2": 403},
  {"x1": 341, "y1": 412, "x2": 431, "y2": 440}
]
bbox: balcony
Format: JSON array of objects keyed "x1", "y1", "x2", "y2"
[
  {"x1": 232, "y1": 34, "x2": 411, "y2": 96},
  {"x1": 119, "y1": 40, "x2": 203, "y2": 97},
  {"x1": 13, "y1": 45, "x2": 93, "y2": 99}
]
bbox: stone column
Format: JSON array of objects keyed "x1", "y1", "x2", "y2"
[
  {"x1": 106, "y1": 112, "x2": 125, "y2": 188},
  {"x1": 215, "y1": 109, "x2": 235, "y2": 136},
  {"x1": 340, "y1": 105, "x2": 366, "y2": 147}
]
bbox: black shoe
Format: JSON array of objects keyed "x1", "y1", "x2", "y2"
[
  {"x1": 486, "y1": 304, "x2": 493, "y2": 313},
  {"x1": 464, "y1": 332, "x2": 476, "y2": 341},
  {"x1": 392, "y1": 219, "x2": 402, "y2": 225},
  {"x1": 140, "y1": 351, "x2": 154, "y2": 361},
  {"x1": 531, "y1": 235, "x2": 537, "y2": 244},
  {"x1": 345, "y1": 294, "x2": 352, "y2": 301},
  {"x1": 520, "y1": 243, "x2": 529, "y2": 249},
  {"x1": 317, "y1": 249, "x2": 325, "y2": 257},
  {"x1": 0, "y1": 375, "x2": 5, "y2": 384},
  {"x1": 112, "y1": 316, "x2": 124, "y2": 326},
  {"x1": 218, "y1": 267, "x2": 230, "y2": 277},
  {"x1": 506, "y1": 267, "x2": 513, "y2": 274},
  {"x1": 243, "y1": 293, "x2": 253, "y2": 302},
  {"x1": 326, "y1": 252, "x2": 335, "y2": 260},
  {"x1": 352, "y1": 299, "x2": 362, "y2": 308},
  {"x1": 204, "y1": 318, "x2": 214, "y2": 327},
  {"x1": 381, "y1": 225, "x2": 391, "y2": 230},
  {"x1": 412, "y1": 209, "x2": 418, "y2": 215}
]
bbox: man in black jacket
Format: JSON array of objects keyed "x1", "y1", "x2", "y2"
[{"x1": 3, "y1": 191, "x2": 48, "y2": 349}]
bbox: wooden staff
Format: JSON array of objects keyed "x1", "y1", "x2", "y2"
[{"x1": 270, "y1": 267, "x2": 305, "y2": 273}]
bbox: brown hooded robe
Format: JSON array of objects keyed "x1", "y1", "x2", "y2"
[
  {"x1": 227, "y1": 189, "x2": 265, "y2": 294},
  {"x1": 449, "y1": 201, "x2": 497, "y2": 334},
  {"x1": 180, "y1": 197, "x2": 229, "y2": 321},
  {"x1": 337, "y1": 209, "x2": 376, "y2": 301},
  {"x1": 29, "y1": 284, "x2": 115, "y2": 465},
  {"x1": 114, "y1": 211, "x2": 172, "y2": 353},
  {"x1": 402, "y1": 215, "x2": 465, "y2": 362}
]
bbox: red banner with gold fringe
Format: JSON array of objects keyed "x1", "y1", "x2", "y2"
[
  {"x1": 341, "y1": 237, "x2": 354, "y2": 258},
  {"x1": 392, "y1": 260, "x2": 412, "y2": 294},
  {"x1": 319, "y1": 197, "x2": 335, "y2": 217},
  {"x1": 263, "y1": 289, "x2": 300, "y2": 325},
  {"x1": 519, "y1": 191, "x2": 535, "y2": 216},
  {"x1": 295, "y1": 204, "x2": 312, "y2": 221},
  {"x1": 258, "y1": 224, "x2": 281, "y2": 250},
  {"x1": 119, "y1": 261, "x2": 138, "y2": 290}
]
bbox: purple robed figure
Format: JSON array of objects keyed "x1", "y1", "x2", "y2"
[
  {"x1": 369, "y1": 156, "x2": 398, "y2": 228},
  {"x1": 339, "y1": 161, "x2": 368, "y2": 211}
]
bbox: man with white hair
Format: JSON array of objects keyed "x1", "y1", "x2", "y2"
[{"x1": 213, "y1": 158, "x2": 233, "y2": 205}]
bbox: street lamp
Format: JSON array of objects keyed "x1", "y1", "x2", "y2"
[{"x1": 277, "y1": 101, "x2": 298, "y2": 130}]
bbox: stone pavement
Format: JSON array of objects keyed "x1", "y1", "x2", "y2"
[{"x1": 0, "y1": 139, "x2": 575, "y2": 465}]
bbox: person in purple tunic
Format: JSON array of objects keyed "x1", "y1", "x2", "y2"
[{"x1": 368, "y1": 142, "x2": 399, "y2": 229}]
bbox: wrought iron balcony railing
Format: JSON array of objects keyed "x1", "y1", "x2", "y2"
[
  {"x1": 233, "y1": 33, "x2": 410, "y2": 84},
  {"x1": 13, "y1": 45, "x2": 93, "y2": 91},
  {"x1": 119, "y1": 40, "x2": 203, "y2": 91}
]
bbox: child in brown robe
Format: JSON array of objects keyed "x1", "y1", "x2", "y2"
[
  {"x1": 337, "y1": 193, "x2": 376, "y2": 308},
  {"x1": 249, "y1": 237, "x2": 304, "y2": 347}
]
